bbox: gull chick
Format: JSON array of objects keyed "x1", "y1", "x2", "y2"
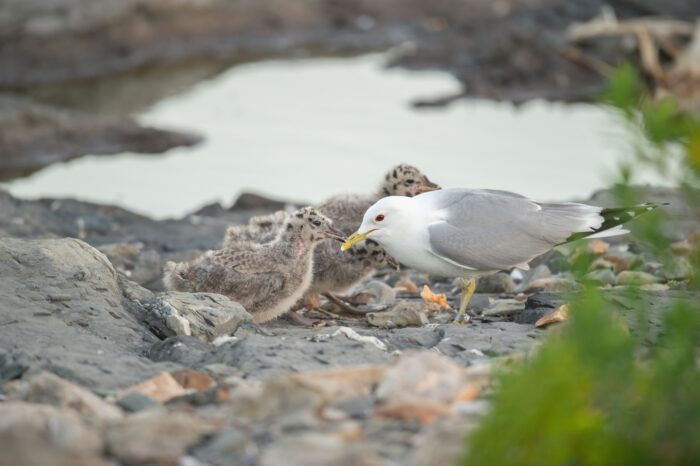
[
  {"x1": 223, "y1": 210, "x2": 289, "y2": 244},
  {"x1": 163, "y1": 207, "x2": 344, "y2": 323},
  {"x1": 308, "y1": 238, "x2": 397, "y2": 296},
  {"x1": 342, "y1": 188, "x2": 655, "y2": 323}
]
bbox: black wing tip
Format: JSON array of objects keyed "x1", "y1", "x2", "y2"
[{"x1": 563, "y1": 202, "x2": 662, "y2": 244}]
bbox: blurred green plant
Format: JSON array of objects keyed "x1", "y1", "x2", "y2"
[
  {"x1": 604, "y1": 63, "x2": 700, "y2": 184},
  {"x1": 462, "y1": 289, "x2": 700, "y2": 466},
  {"x1": 459, "y1": 65, "x2": 700, "y2": 466},
  {"x1": 602, "y1": 63, "x2": 700, "y2": 289}
]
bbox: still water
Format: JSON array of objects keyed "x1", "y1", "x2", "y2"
[{"x1": 2, "y1": 54, "x2": 653, "y2": 219}]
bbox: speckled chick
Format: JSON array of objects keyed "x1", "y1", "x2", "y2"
[
  {"x1": 163, "y1": 207, "x2": 342, "y2": 323},
  {"x1": 307, "y1": 239, "x2": 394, "y2": 295},
  {"x1": 223, "y1": 210, "x2": 289, "y2": 244}
]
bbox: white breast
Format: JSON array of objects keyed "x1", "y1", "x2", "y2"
[
  {"x1": 382, "y1": 231, "x2": 475, "y2": 278},
  {"x1": 376, "y1": 211, "x2": 461, "y2": 277}
]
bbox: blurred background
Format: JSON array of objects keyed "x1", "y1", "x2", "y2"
[
  {"x1": 1, "y1": 0, "x2": 698, "y2": 218},
  {"x1": 1, "y1": 3, "x2": 700, "y2": 466}
]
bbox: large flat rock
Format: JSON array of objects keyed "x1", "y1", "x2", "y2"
[{"x1": 0, "y1": 237, "x2": 179, "y2": 394}]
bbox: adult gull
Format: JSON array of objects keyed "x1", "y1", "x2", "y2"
[{"x1": 341, "y1": 188, "x2": 655, "y2": 323}]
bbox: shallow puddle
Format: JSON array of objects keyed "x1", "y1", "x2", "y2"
[{"x1": 1, "y1": 54, "x2": 664, "y2": 219}]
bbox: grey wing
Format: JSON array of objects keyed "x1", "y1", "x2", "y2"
[{"x1": 427, "y1": 189, "x2": 602, "y2": 270}]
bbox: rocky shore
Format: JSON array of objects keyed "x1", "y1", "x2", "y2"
[{"x1": 1, "y1": 186, "x2": 698, "y2": 465}]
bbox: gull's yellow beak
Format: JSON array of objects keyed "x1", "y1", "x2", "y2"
[{"x1": 341, "y1": 229, "x2": 376, "y2": 251}]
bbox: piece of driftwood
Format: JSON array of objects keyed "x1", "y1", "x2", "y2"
[
  {"x1": 568, "y1": 13, "x2": 695, "y2": 42},
  {"x1": 635, "y1": 27, "x2": 668, "y2": 86},
  {"x1": 564, "y1": 45, "x2": 614, "y2": 76},
  {"x1": 565, "y1": 6, "x2": 700, "y2": 112},
  {"x1": 672, "y1": 23, "x2": 700, "y2": 75}
]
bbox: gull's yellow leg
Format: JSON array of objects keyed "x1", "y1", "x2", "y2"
[{"x1": 451, "y1": 278, "x2": 476, "y2": 325}]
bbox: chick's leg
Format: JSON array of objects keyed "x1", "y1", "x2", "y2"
[
  {"x1": 323, "y1": 292, "x2": 370, "y2": 315},
  {"x1": 284, "y1": 311, "x2": 317, "y2": 327}
]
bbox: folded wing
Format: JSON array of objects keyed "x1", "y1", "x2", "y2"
[{"x1": 426, "y1": 189, "x2": 604, "y2": 271}]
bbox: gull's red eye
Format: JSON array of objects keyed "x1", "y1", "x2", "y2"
[{"x1": 375, "y1": 214, "x2": 385, "y2": 222}]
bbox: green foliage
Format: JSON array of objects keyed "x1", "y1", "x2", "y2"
[
  {"x1": 602, "y1": 63, "x2": 642, "y2": 118},
  {"x1": 460, "y1": 65, "x2": 700, "y2": 466},
  {"x1": 461, "y1": 289, "x2": 700, "y2": 466},
  {"x1": 603, "y1": 64, "x2": 700, "y2": 184},
  {"x1": 604, "y1": 65, "x2": 700, "y2": 288}
]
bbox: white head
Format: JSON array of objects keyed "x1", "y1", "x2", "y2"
[{"x1": 341, "y1": 196, "x2": 413, "y2": 251}]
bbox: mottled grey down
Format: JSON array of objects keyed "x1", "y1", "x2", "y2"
[{"x1": 426, "y1": 188, "x2": 603, "y2": 270}]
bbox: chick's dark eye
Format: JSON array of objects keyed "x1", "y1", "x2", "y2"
[
  {"x1": 312, "y1": 220, "x2": 321, "y2": 226},
  {"x1": 375, "y1": 214, "x2": 385, "y2": 222},
  {"x1": 406, "y1": 179, "x2": 415, "y2": 184}
]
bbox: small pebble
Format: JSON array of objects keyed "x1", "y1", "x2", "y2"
[
  {"x1": 543, "y1": 250, "x2": 569, "y2": 274},
  {"x1": 394, "y1": 277, "x2": 419, "y2": 293},
  {"x1": 662, "y1": 258, "x2": 692, "y2": 281},
  {"x1": 117, "y1": 392, "x2": 162, "y2": 413},
  {"x1": 602, "y1": 254, "x2": 631, "y2": 272},
  {"x1": 640, "y1": 283, "x2": 670, "y2": 291},
  {"x1": 510, "y1": 269, "x2": 524, "y2": 282},
  {"x1": 516, "y1": 264, "x2": 551, "y2": 292},
  {"x1": 482, "y1": 299, "x2": 525, "y2": 317},
  {"x1": 615, "y1": 271, "x2": 662, "y2": 286},
  {"x1": 590, "y1": 257, "x2": 615, "y2": 270},
  {"x1": 585, "y1": 269, "x2": 616, "y2": 286},
  {"x1": 361, "y1": 280, "x2": 396, "y2": 303},
  {"x1": 526, "y1": 277, "x2": 578, "y2": 292},
  {"x1": 476, "y1": 273, "x2": 515, "y2": 294},
  {"x1": 367, "y1": 301, "x2": 429, "y2": 328}
]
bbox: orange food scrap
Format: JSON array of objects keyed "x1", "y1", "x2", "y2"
[
  {"x1": 535, "y1": 304, "x2": 570, "y2": 328},
  {"x1": 374, "y1": 401, "x2": 456, "y2": 425},
  {"x1": 589, "y1": 239, "x2": 610, "y2": 255},
  {"x1": 421, "y1": 285, "x2": 450, "y2": 309},
  {"x1": 670, "y1": 229, "x2": 700, "y2": 255},
  {"x1": 452, "y1": 384, "x2": 480, "y2": 403}
]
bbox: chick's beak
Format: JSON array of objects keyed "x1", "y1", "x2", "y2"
[
  {"x1": 341, "y1": 229, "x2": 376, "y2": 251},
  {"x1": 322, "y1": 229, "x2": 347, "y2": 242},
  {"x1": 416, "y1": 180, "x2": 440, "y2": 194}
]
